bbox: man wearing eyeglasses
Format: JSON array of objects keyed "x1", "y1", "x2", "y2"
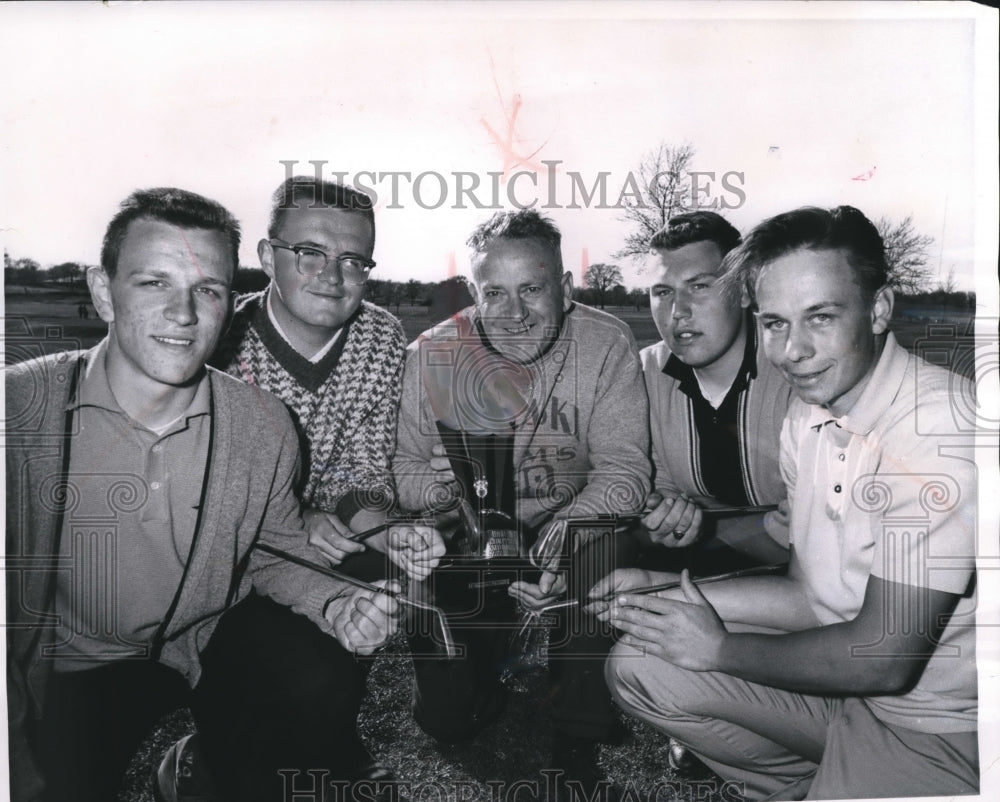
[
  {"x1": 214, "y1": 176, "x2": 442, "y2": 582},
  {"x1": 207, "y1": 177, "x2": 444, "y2": 792}
]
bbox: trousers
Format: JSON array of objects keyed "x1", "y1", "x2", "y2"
[
  {"x1": 30, "y1": 591, "x2": 374, "y2": 802},
  {"x1": 409, "y1": 533, "x2": 640, "y2": 744},
  {"x1": 607, "y1": 643, "x2": 979, "y2": 800}
]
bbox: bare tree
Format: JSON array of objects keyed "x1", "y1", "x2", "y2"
[
  {"x1": 615, "y1": 142, "x2": 696, "y2": 262},
  {"x1": 583, "y1": 263, "x2": 624, "y2": 309},
  {"x1": 876, "y1": 215, "x2": 935, "y2": 295}
]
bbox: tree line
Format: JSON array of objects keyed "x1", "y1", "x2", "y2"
[{"x1": 3, "y1": 141, "x2": 967, "y2": 310}]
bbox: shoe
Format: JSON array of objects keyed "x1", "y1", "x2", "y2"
[
  {"x1": 667, "y1": 737, "x2": 711, "y2": 777},
  {"x1": 349, "y1": 760, "x2": 398, "y2": 802},
  {"x1": 550, "y1": 738, "x2": 620, "y2": 802},
  {"x1": 154, "y1": 733, "x2": 219, "y2": 802}
]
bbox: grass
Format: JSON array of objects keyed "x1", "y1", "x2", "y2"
[{"x1": 120, "y1": 634, "x2": 727, "y2": 802}]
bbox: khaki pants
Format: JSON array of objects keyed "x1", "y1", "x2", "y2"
[{"x1": 607, "y1": 643, "x2": 978, "y2": 800}]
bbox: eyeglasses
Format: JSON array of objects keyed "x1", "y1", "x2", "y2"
[{"x1": 268, "y1": 239, "x2": 375, "y2": 284}]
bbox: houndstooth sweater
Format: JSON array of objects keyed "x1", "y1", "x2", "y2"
[{"x1": 212, "y1": 290, "x2": 406, "y2": 519}]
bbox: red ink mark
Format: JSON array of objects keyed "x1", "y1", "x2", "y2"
[
  {"x1": 480, "y1": 54, "x2": 554, "y2": 181},
  {"x1": 851, "y1": 166, "x2": 877, "y2": 182},
  {"x1": 447, "y1": 251, "x2": 458, "y2": 279},
  {"x1": 579, "y1": 247, "x2": 589, "y2": 288}
]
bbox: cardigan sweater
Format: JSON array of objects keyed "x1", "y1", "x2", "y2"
[
  {"x1": 394, "y1": 302, "x2": 651, "y2": 534},
  {"x1": 641, "y1": 330, "x2": 794, "y2": 545},
  {"x1": 212, "y1": 292, "x2": 405, "y2": 519},
  {"x1": 5, "y1": 347, "x2": 349, "y2": 801}
]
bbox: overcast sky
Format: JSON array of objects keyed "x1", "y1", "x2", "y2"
[{"x1": 1, "y1": 1, "x2": 996, "y2": 295}]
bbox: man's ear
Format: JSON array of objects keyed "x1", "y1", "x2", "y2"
[
  {"x1": 258, "y1": 238, "x2": 276, "y2": 280},
  {"x1": 871, "y1": 285, "x2": 894, "y2": 335},
  {"x1": 561, "y1": 270, "x2": 574, "y2": 310},
  {"x1": 86, "y1": 267, "x2": 115, "y2": 323},
  {"x1": 739, "y1": 282, "x2": 751, "y2": 310}
]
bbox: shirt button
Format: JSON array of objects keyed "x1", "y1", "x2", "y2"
[
  {"x1": 151, "y1": 481, "x2": 162, "y2": 490},
  {"x1": 834, "y1": 484, "x2": 842, "y2": 493},
  {"x1": 838, "y1": 453, "x2": 845, "y2": 461}
]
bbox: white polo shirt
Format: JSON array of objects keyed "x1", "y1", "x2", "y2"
[{"x1": 780, "y1": 333, "x2": 977, "y2": 734}]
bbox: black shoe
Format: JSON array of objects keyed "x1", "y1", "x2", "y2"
[
  {"x1": 154, "y1": 733, "x2": 218, "y2": 802},
  {"x1": 348, "y1": 760, "x2": 398, "y2": 802},
  {"x1": 667, "y1": 737, "x2": 712, "y2": 778},
  {"x1": 550, "y1": 739, "x2": 620, "y2": 802}
]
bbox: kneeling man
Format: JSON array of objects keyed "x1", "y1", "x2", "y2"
[{"x1": 602, "y1": 206, "x2": 978, "y2": 800}]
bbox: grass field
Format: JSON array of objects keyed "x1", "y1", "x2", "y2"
[{"x1": 3, "y1": 287, "x2": 979, "y2": 801}]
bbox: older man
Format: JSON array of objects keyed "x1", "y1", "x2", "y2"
[
  {"x1": 5, "y1": 188, "x2": 400, "y2": 802},
  {"x1": 602, "y1": 206, "x2": 978, "y2": 800},
  {"x1": 394, "y1": 209, "x2": 650, "y2": 790}
]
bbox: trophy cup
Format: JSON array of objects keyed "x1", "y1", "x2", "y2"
[{"x1": 430, "y1": 420, "x2": 524, "y2": 624}]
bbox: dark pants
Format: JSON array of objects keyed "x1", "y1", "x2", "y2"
[
  {"x1": 30, "y1": 591, "x2": 373, "y2": 802},
  {"x1": 409, "y1": 534, "x2": 641, "y2": 745}
]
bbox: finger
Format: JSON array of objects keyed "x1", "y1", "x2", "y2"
[
  {"x1": 680, "y1": 569, "x2": 709, "y2": 606},
  {"x1": 431, "y1": 443, "x2": 448, "y2": 457},
  {"x1": 641, "y1": 496, "x2": 673, "y2": 530},
  {"x1": 673, "y1": 500, "x2": 698, "y2": 533},
  {"x1": 429, "y1": 457, "x2": 456, "y2": 478}
]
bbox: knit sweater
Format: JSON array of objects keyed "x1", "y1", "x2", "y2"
[
  {"x1": 212, "y1": 291, "x2": 406, "y2": 519},
  {"x1": 5, "y1": 348, "x2": 351, "y2": 801},
  {"x1": 394, "y1": 303, "x2": 651, "y2": 535},
  {"x1": 641, "y1": 329, "x2": 793, "y2": 545}
]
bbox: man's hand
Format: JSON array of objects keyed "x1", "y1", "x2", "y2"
[
  {"x1": 304, "y1": 508, "x2": 366, "y2": 565},
  {"x1": 641, "y1": 491, "x2": 704, "y2": 547},
  {"x1": 509, "y1": 570, "x2": 568, "y2": 611},
  {"x1": 386, "y1": 523, "x2": 446, "y2": 581},
  {"x1": 429, "y1": 443, "x2": 458, "y2": 486},
  {"x1": 325, "y1": 581, "x2": 401, "y2": 655},
  {"x1": 584, "y1": 567, "x2": 663, "y2": 617},
  {"x1": 599, "y1": 570, "x2": 727, "y2": 671}
]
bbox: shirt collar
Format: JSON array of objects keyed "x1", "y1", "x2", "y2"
[
  {"x1": 663, "y1": 311, "x2": 757, "y2": 400},
  {"x1": 835, "y1": 332, "x2": 908, "y2": 436},
  {"x1": 67, "y1": 337, "x2": 212, "y2": 426},
  {"x1": 266, "y1": 287, "x2": 341, "y2": 362}
]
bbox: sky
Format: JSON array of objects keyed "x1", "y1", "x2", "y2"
[{"x1": 1, "y1": 1, "x2": 996, "y2": 295}]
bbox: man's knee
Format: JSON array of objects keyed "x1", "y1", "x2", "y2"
[{"x1": 606, "y1": 642, "x2": 689, "y2": 721}]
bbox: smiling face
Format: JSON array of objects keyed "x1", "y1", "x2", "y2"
[
  {"x1": 259, "y1": 206, "x2": 374, "y2": 353},
  {"x1": 755, "y1": 247, "x2": 893, "y2": 416},
  {"x1": 647, "y1": 241, "x2": 748, "y2": 369},
  {"x1": 89, "y1": 217, "x2": 234, "y2": 401},
  {"x1": 468, "y1": 237, "x2": 573, "y2": 364}
]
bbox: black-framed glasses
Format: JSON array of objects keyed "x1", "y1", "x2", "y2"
[{"x1": 268, "y1": 239, "x2": 375, "y2": 284}]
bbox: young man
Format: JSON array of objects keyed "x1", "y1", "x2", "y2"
[
  {"x1": 601, "y1": 206, "x2": 978, "y2": 800},
  {"x1": 393, "y1": 209, "x2": 650, "y2": 788},
  {"x1": 5, "y1": 188, "x2": 400, "y2": 802},
  {"x1": 640, "y1": 211, "x2": 792, "y2": 567},
  {"x1": 212, "y1": 177, "x2": 442, "y2": 579}
]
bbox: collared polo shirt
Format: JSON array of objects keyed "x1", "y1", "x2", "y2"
[
  {"x1": 663, "y1": 322, "x2": 758, "y2": 507},
  {"x1": 781, "y1": 333, "x2": 977, "y2": 733},
  {"x1": 52, "y1": 339, "x2": 212, "y2": 669}
]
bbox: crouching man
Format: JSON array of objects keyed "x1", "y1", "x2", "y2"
[
  {"x1": 600, "y1": 206, "x2": 978, "y2": 800},
  {"x1": 5, "y1": 188, "x2": 400, "y2": 802}
]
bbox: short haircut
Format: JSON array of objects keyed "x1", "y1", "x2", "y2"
[
  {"x1": 268, "y1": 176, "x2": 375, "y2": 242},
  {"x1": 649, "y1": 211, "x2": 742, "y2": 257},
  {"x1": 723, "y1": 205, "x2": 889, "y2": 306},
  {"x1": 466, "y1": 209, "x2": 563, "y2": 272},
  {"x1": 101, "y1": 187, "x2": 242, "y2": 277}
]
